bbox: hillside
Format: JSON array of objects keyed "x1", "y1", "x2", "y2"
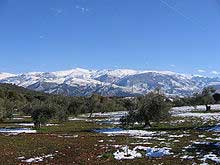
[{"x1": 0, "y1": 83, "x2": 132, "y2": 121}]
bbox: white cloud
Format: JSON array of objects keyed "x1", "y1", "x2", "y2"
[
  {"x1": 75, "y1": 5, "x2": 89, "y2": 13},
  {"x1": 197, "y1": 69, "x2": 206, "y2": 73},
  {"x1": 50, "y1": 8, "x2": 63, "y2": 15},
  {"x1": 39, "y1": 35, "x2": 44, "y2": 39},
  {"x1": 211, "y1": 71, "x2": 219, "y2": 75},
  {"x1": 170, "y1": 64, "x2": 176, "y2": 67}
]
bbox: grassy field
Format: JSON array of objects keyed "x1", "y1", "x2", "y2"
[{"x1": 0, "y1": 109, "x2": 219, "y2": 164}]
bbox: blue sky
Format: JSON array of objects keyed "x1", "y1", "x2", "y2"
[{"x1": 0, "y1": 0, "x2": 220, "y2": 76}]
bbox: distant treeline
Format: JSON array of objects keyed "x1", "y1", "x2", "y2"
[
  {"x1": 0, "y1": 83, "x2": 220, "y2": 128},
  {"x1": 172, "y1": 87, "x2": 220, "y2": 108},
  {"x1": 0, "y1": 83, "x2": 136, "y2": 127}
]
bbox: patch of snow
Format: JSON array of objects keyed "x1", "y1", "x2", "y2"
[
  {"x1": 17, "y1": 123, "x2": 35, "y2": 126},
  {"x1": 201, "y1": 153, "x2": 220, "y2": 164},
  {"x1": 208, "y1": 125, "x2": 220, "y2": 132},
  {"x1": 171, "y1": 105, "x2": 220, "y2": 115},
  {"x1": 113, "y1": 145, "x2": 142, "y2": 160},
  {"x1": 180, "y1": 155, "x2": 194, "y2": 160},
  {"x1": 174, "y1": 112, "x2": 220, "y2": 121},
  {"x1": 80, "y1": 111, "x2": 127, "y2": 125},
  {"x1": 73, "y1": 135, "x2": 79, "y2": 138},
  {"x1": 198, "y1": 135, "x2": 206, "y2": 138},
  {"x1": 68, "y1": 117, "x2": 91, "y2": 122},
  {"x1": 168, "y1": 134, "x2": 185, "y2": 138},
  {"x1": 21, "y1": 154, "x2": 54, "y2": 163},
  {"x1": 113, "y1": 145, "x2": 172, "y2": 160},
  {"x1": 145, "y1": 147, "x2": 172, "y2": 158},
  {"x1": 90, "y1": 111, "x2": 128, "y2": 118},
  {"x1": 17, "y1": 123, "x2": 58, "y2": 127},
  {"x1": 206, "y1": 137, "x2": 220, "y2": 141},
  {"x1": 94, "y1": 128, "x2": 157, "y2": 137},
  {"x1": 0, "y1": 128, "x2": 36, "y2": 135},
  {"x1": 12, "y1": 117, "x2": 24, "y2": 120}
]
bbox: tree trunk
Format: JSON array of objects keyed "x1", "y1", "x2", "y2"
[
  {"x1": 89, "y1": 110, "x2": 93, "y2": 118},
  {"x1": 144, "y1": 117, "x2": 152, "y2": 128},
  {"x1": 34, "y1": 122, "x2": 41, "y2": 129},
  {"x1": 205, "y1": 104, "x2": 211, "y2": 111}
]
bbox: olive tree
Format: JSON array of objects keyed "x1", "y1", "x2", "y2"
[
  {"x1": 31, "y1": 106, "x2": 55, "y2": 128},
  {"x1": 121, "y1": 92, "x2": 171, "y2": 128},
  {"x1": 201, "y1": 87, "x2": 215, "y2": 111},
  {"x1": 87, "y1": 94, "x2": 101, "y2": 118}
]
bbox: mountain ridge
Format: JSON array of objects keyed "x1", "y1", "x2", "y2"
[{"x1": 1, "y1": 68, "x2": 220, "y2": 97}]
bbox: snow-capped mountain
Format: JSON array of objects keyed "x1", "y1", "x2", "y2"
[
  {"x1": 0, "y1": 68, "x2": 220, "y2": 97},
  {"x1": 0, "y1": 72, "x2": 16, "y2": 80}
]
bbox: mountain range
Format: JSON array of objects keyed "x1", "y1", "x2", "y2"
[{"x1": 1, "y1": 68, "x2": 220, "y2": 97}]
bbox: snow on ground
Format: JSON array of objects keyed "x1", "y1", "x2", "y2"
[
  {"x1": 21, "y1": 154, "x2": 55, "y2": 163},
  {"x1": 94, "y1": 118, "x2": 122, "y2": 125},
  {"x1": 92, "y1": 111, "x2": 127, "y2": 125},
  {"x1": 113, "y1": 145, "x2": 172, "y2": 160},
  {"x1": 12, "y1": 117, "x2": 24, "y2": 120},
  {"x1": 85, "y1": 111, "x2": 127, "y2": 118},
  {"x1": 57, "y1": 134, "x2": 78, "y2": 138},
  {"x1": 208, "y1": 125, "x2": 220, "y2": 132},
  {"x1": 113, "y1": 145, "x2": 142, "y2": 160},
  {"x1": 70, "y1": 111, "x2": 128, "y2": 125},
  {"x1": 201, "y1": 153, "x2": 220, "y2": 164},
  {"x1": 171, "y1": 104, "x2": 220, "y2": 115},
  {"x1": 145, "y1": 147, "x2": 172, "y2": 158},
  {"x1": 168, "y1": 134, "x2": 189, "y2": 138},
  {"x1": 68, "y1": 117, "x2": 91, "y2": 122},
  {"x1": 184, "y1": 142, "x2": 220, "y2": 164},
  {"x1": 205, "y1": 137, "x2": 220, "y2": 141},
  {"x1": 83, "y1": 105, "x2": 220, "y2": 125},
  {"x1": 94, "y1": 128, "x2": 166, "y2": 138},
  {"x1": 171, "y1": 105, "x2": 220, "y2": 122},
  {"x1": 174, "y1": 112, "x2": 220, "y2": 121},
  {"x1": 0, "y1": 128, "x2": 36, "y2": 135},
  {"x1": 89, "y1": 107, "x2": 220, "y2": 164},
  {"x1": 17, "y1": 123, "x2": 58, "y2": 127}
]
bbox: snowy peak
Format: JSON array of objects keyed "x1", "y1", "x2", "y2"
[
  {"x1": 0, "y1": 68, "x2": 220, "y2": 97},
  {"x1": 0, "y1": 72, "x2": 16, "y2": 80},
  {"x1": 52, "y1": 68, "x2": 92, "y2": 78},
  {"x1": 106, "y1": 69, "x2": 139, "y2": 77}
]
